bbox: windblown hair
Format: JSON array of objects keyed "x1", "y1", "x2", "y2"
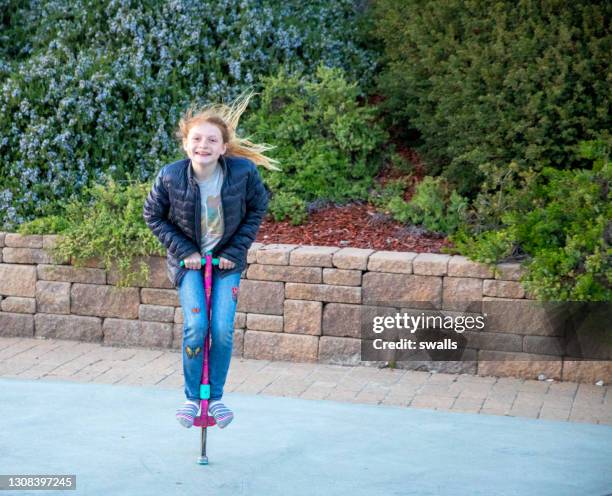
[{"x1": 175, "y1": 88, "x2": 281, "y2": 171}]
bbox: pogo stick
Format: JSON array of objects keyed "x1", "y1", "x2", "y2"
[{"x1": 180, "y1": 251, "x2": 219, "y2": 465}]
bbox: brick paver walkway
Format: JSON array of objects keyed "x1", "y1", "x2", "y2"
[{"x1": 1, "y1": 337, "x2": 610, "y2": 425}]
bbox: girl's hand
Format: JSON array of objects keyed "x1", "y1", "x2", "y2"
[
  {"x1": 218, "y1": 256, "x2": 236, "y2": 270},
  {"x1": 184, "y1": 251, "x2": 202, "y2": 270}
]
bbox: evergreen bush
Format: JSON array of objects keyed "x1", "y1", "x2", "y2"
[
  {"x1": 242, "y1": 64, "x2": 388, "y2": 224},
  {"x1": 371, "y1": 0, "x2": 610, "y2": 205},
  {"x1": 448, "y1": 140, "x2": 611, "y2": 301}
]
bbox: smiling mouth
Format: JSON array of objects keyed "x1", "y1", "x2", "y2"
[{"x1": 196, "y1": 152, "x2": 211, "y2": 157}]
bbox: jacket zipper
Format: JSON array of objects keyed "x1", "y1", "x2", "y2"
[
  {"x1": 213, "y1": 157, "x2": 242, "y2": 279},
  {"x1": 213, "y1": 157, "x2": 229, "y2": 254},
  {"x1": 194, "y1": 182, "x2": 201, "y2": 249}
]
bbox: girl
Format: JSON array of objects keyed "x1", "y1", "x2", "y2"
[{"x1": 143, "y1": 89, "x2": 279, "y2": 429}]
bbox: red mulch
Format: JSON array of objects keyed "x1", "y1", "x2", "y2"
[
  {"x1": 255, "y1": 138, "x2": 456, "y2": 253},
  {"x1": 256, "y1": 203, "x2": 453, "y2": 252}
]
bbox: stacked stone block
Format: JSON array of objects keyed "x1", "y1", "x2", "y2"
[{"x1": 0, "y1": 233, "x2": 610, "y2": 383}]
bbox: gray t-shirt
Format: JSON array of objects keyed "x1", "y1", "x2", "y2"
[{"x1": 195, "y1": 164, "x2": 224, "y2": 255}]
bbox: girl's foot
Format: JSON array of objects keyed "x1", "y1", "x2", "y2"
[
  {"x1": 208, "y1": 400, "x2": 234, "y2": 428},
  {"x1": 176, "y1": 399, "x2": 200, "y2": 428}
]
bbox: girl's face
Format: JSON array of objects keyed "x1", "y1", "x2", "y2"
[{"x1": 183, "y1": 121, "x2": 227, "y2": 168}]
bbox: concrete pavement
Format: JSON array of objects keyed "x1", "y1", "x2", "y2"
[
  {"x1": 1, "y1": 337, "x2": 612, "y2": 495},
  {"x1": 0, "y1": 337, "x2": 610, "y2": 425}
]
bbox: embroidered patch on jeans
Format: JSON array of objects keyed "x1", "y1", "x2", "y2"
[
  {"x1": 232, "y1": 287, "x2": 239, "y2": 302},
  {"x1": 191, "y1": 307, "x2": 200, "y2": 314},
  {"x1": 185, "y1": 345, "x2": 202, "y2": 359}
]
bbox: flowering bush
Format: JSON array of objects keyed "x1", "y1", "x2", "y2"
[{"x1": 0, "y1": 0, "x2": 378, "y2": 230}]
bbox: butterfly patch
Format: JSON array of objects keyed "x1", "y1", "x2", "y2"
[{"x1": 185, "y1": 345, "x2": 202, "y2": 359}]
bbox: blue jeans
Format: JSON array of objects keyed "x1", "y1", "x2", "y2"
[{"x1": 177, "y1": 268, "x2": 242, "y2": 402}]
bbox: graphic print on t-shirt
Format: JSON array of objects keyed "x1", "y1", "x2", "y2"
[
  {"x1": 203, "y1": 194, "x2": 223, "y2": 243},
  {"x1": 196, "y1": 163, "x2": 224, "y2": 254}
]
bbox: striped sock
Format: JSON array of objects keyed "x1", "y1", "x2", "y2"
[
  {"x1": 208, "y1": 400, "x2": 234, "y2": 429},
  {"x1": 176, "y1": 400, "x2": 200, "y2": 428}
]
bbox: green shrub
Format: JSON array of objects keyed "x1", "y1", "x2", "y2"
[
  {"x1": 370, "y1": 177, "x2": 410, "y2": 210},
  {"x1": 381, "y1": 150, "x2": 416, "y2": 177},
  {"x1": 18, "y1": 175, "x2": 164, "y2": 288},
  {"x1": 18, "y1": 214, "x2": 71, "y2": 235},
  {"x1": 446, "y1": 227, "x2": 519, "y2": 265},
  {"x1": 243, "y1": 64, "x2": 388, "y2": 224},
  {"x1": 448, "y1": 140, "x2": 611, "y2": 301},
  {"x1": 371, "y1": 0, "x2": 610, "y2": 205},
  {"x1": 268, "y1": 191, "x2": 308, "y2": 225},
  {"x1": 372, "y1": 176, "x2": 468, "y2": 234}
]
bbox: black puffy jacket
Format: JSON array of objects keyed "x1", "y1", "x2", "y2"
[{"x1": 143, "y1": 155, "x2": 269, "y2": 289}]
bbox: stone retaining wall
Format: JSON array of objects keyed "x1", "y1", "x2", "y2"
[{"x1": 0, "y1": 232, "x2": 609, "y2": 384}]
